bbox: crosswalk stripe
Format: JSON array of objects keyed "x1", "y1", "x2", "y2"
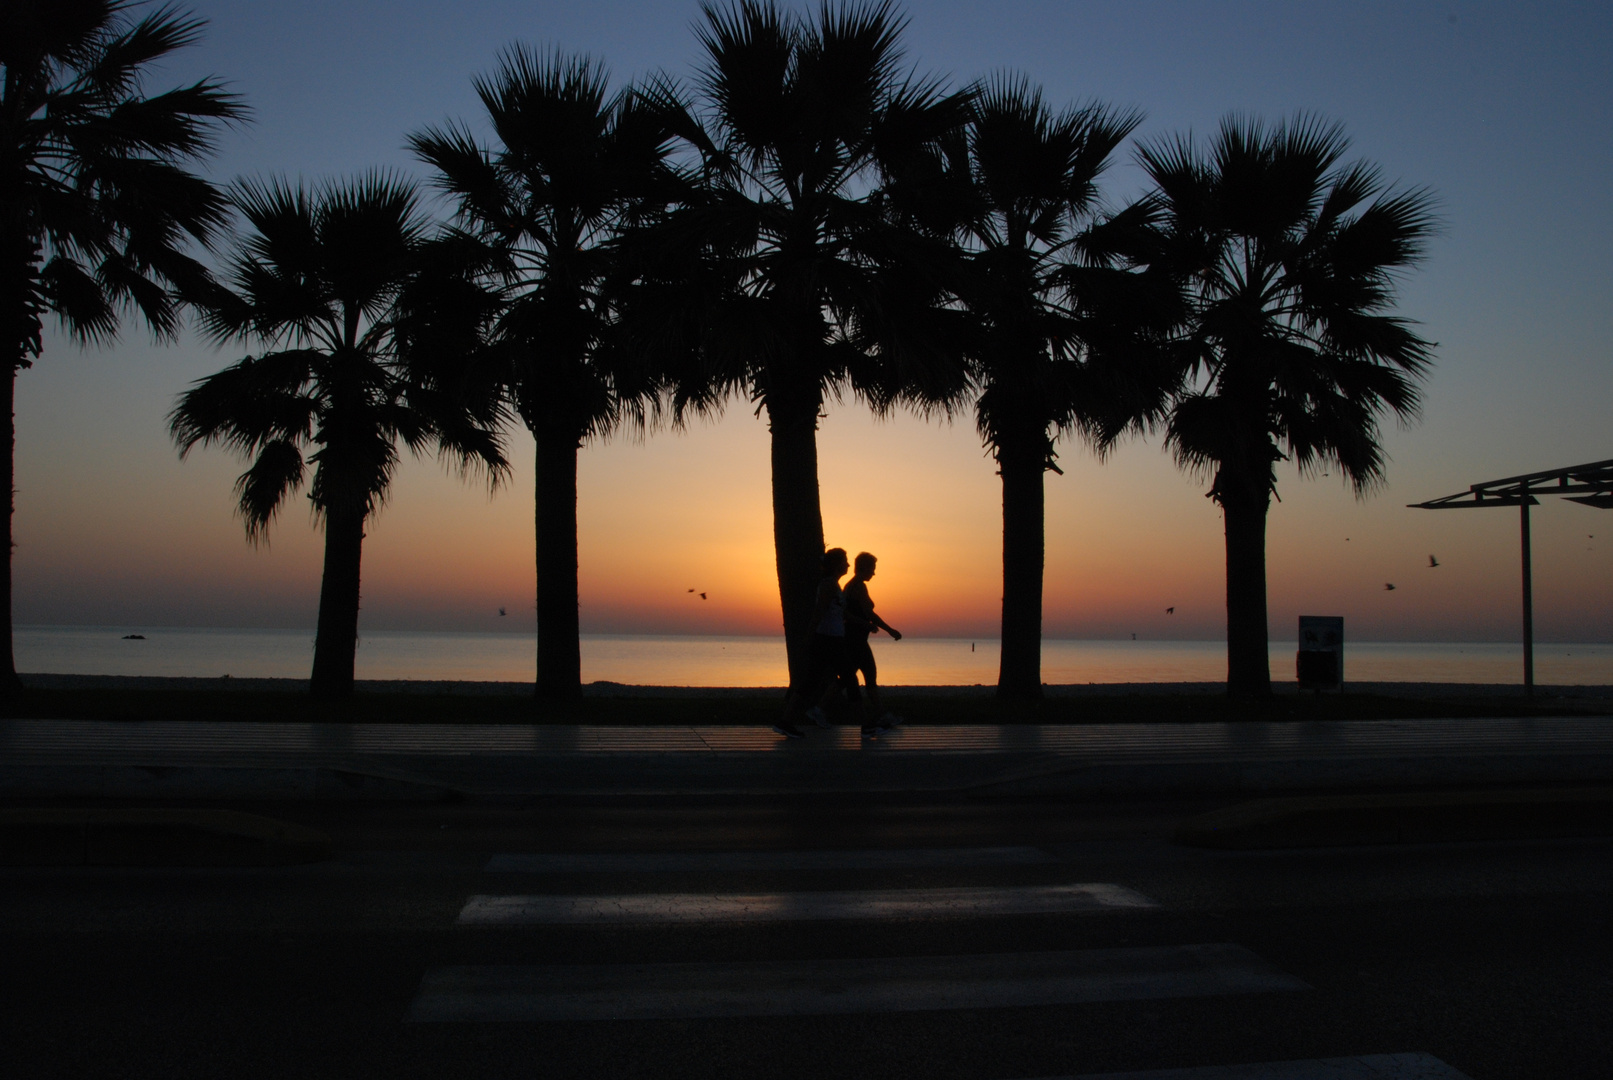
[
  {"x1": 457, "y1": 883, "x2": 1155, "y2": 924},
  {"x1": 408, "y1": 943, "x2": 1305, "y2": 1021},
  {"x1": 484, "y1": 846, "x2": 1057, "y2": 874},
  {"x1": 1039, "y1": 1051, "x2": 1472, "y2": 1079}
]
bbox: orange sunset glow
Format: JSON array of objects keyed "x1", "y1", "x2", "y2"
[{"x1": 16, "y1": 329, "x2": 1610, "y2": 646}]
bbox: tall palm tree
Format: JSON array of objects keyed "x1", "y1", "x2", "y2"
[
  {"x1": 169, "y1": 176, "x2": 507, "y2": 699},
  {"x1": 411, "y1": 49, "x2": 683, "y2": 700},
  {"x1": 948, "y1": 77, "x2": 1174, "y2": 700},
  {"x1": 642, "y1": 0, "x2": 970, "y2": 688},
  {"x1": 1139, "y1": 116, "x2": 1435, "y2": 695},
  {"x1": 0, "y1": 0, "x2": 242, "y2": 698}
]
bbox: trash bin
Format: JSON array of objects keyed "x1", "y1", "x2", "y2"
[
  {"x1": 1297, "y1": 616, "x2": 1343, "y2": 690},
  {"x1": 1296, "y1": 649, "x2": 1339, "y2": 685}
]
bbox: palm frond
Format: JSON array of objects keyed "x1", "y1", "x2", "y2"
[
  {"x1": 1144, "y1": 112, "x2": 1435, "y2": 505},
  {"x1": 39, "y1": 256, "x2": 119, "y2": 343},
  {"x1": 8, "y1": 0, "x2": 243, "y2": 358},
  {"x1": 233, "y1": 438, "x2": 306, "y2": 544}
]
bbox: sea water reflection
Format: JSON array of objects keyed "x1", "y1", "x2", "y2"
[{"x1": 14, "y1": 627, "x2": 1613, "y2": 686}]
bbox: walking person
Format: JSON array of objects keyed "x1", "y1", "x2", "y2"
[
  {"x1": 844, "y1": 552, "x2": 903, "y2": 737},
  {"x1": 774, "y1": 548, "x2": 863, "y2": 739}
]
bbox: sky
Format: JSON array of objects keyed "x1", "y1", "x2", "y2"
[{"x1": 16, "y1": 0, "x2": 1613, "y2": 643}]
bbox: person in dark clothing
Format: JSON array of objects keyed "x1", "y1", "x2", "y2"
[
  {"x1": 774, "y1": 548, "x2": 862, "y2": 738},
  {"x1": 844, "y1": 551, "x2": 903, "y2": 735}
]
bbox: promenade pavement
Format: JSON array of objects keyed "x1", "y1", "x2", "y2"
[{"x1": 3, "y1": 714, "x2": 1611, "y2": 801}]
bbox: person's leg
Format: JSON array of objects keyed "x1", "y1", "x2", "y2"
[
  {"x1": 845, "y1": 641, "x2": 880, "y2": 734},
  {"x1": 803, "y1": 635, "x2": 843, "y2": 728},
  {"x1": 780, "y1": 635, "x2": 831, "y2": 734},
  {"x1": 859, "y1": 646, "x2": 882, "y2": 717},
  {"x1": 838, "y1": 655, "x2": 865, "y2": 727},
  {"x1": 857, "y1": 644, "x2": 901, "y2": 728}
]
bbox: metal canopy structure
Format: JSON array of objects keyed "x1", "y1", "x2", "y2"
[{"x1": 1410, "y1": 458, "x2": 1613, "y2": 694}]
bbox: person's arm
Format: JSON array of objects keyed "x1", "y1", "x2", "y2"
[
  {"x1": 856, "y1": 588, "x2": 901, "y2": 640},
  {"x1": 869, "y1": 610, "x2": 902, "y2": 640}
]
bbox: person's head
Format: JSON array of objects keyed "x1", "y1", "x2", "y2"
[
  {"x1": 821, "y1": 547, "x2": 849, "y2": 577},
  {"x1": 854, "y1": 551, "x2": 877, "y2": 579}
]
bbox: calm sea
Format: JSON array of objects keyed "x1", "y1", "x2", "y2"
[{"x1": 13, "y1": 626, "x2": 1612, "y2": 686}]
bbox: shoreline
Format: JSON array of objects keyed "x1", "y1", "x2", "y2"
[{"x1": 19, "y1": 673, "x2": 1613, "y2": 700}]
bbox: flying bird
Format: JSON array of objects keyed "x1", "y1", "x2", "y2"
[
  {"x1": 1165, "y1": 606, "x2": 1175, "y2": 614},
  {"x1": 1428, "y1": 555, "x2": 1440, "y2": 568},
  {"x1": 700, "y1": 592, "x2": 708, "y2": 600},
  {"x1": 497, "y1": 607, "x2": 506, "y2": 617},
  {"x1": 1384, "y1": 583, "x2": 1397, "y2": 591}
]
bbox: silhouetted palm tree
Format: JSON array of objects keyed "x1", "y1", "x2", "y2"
[
  {"x1": 169, "y1": 176, "x2": 507, "y2": 699},
  {"x1": 641, "y1": 0, "x2": 970, "y2": 688},
  {"x1": 946, "y1": 77, "x2": 1176, "y2": 700},
  {"x1": 1139, "y1": 116, "x2": 1435, "y2": 695},
  {"x1": 0, "y1": 0, "x2": 242, "y2": 698},
  {"x1": 411, "y1": 49, "x2": 683, "y2": 700}
]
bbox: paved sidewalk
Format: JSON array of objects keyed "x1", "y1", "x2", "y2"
[{"x1": 3, "y1": 716, "x2": 1611, "y2": 801}]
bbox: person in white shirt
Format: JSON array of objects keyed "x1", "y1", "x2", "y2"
[{"x1": 774, "y1": 548, "x2": 862, "y2": 738}]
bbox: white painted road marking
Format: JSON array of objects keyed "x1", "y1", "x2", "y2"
[
  {"x1": 1045, "y1": 1052, "x2": 1473, "y2": 1079},
  {"x1": 457, "y1": 883, "x2": 1156, "y2": 924},
  {"x1": 485, "y1": 846, "x2": 1058, "y2": 874},
  {"x1": 408, "y1": 943, "x2": 1306, "y2": 1021}
]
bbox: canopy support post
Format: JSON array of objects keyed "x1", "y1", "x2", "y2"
[{"x1": 1520, "y1": 485, "x2": 1533, "y2": 696}]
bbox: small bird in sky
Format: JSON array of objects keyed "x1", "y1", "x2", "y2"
[
  {"x1": 497, "y1": 607, "x2": 506, "y2": 617},
  {"x1": 700, "y1": 592, "x2": 708, "y2": 600},
  {"x1": 1165, "y1": 606, "x2": 1175, "y2": 614},
  {"x1": 1428, "y1": 555, "x2": 1440, "y2": 568},
  {"x1": 1384, "y1": 583, "x2": 1397, "y2": 591}
]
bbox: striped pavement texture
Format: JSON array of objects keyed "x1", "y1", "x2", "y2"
[
  {"x1": 1057, "y1": 1052, "x2": 1472, "y2": 1079},
  {"x1": 416, "y1": 843, "x2": 1465, "y2": 1080},
  {"x1": 456, "y1": 883, "x2": 1155, "y2": 924},
  {"x1": 485, "y1": 845, "x2": 1057, "y2": 873},
  {"x1": 408, "y1": 943, "x2": 1306, "y2": 1021},
  {"x1": 5, "y1": 716, "x2": 1610, "y2": 763}
]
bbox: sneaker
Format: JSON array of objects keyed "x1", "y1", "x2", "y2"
[
  {"x1": 805, "y1": 706, "x2": 831, "y2": 729},
  {"x1": 772, "y1": 723, "x2": 806, "y2": 739},
  {"x1": 879, "y1": 711, "x2": 904, "y2": 727}
]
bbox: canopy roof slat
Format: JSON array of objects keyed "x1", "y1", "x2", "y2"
[{"x1": 1409, "y1": 457, "x2": 1613, "y2": 510}]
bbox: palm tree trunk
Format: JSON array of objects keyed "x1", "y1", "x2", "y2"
[
  {"x1": 535, "y1": 429, "x2": 582, "y2": 700},
  {"x1": 1219, "y1": 465, "x2": 1271, "y2": 696},
  {"x1": 1, "y1": 227, "x2": 36, "y2": 702},
  {"x1": 765, "y1": 391, "x2": 826, "y2": 692},
  {"x1": 310, "y1": 498, "x2": 366, "y2": 698},
  {"x1": 0, "y1": 362, "x2": 21, "y2": 700},
  {"x1": 997, "y1": 434, "x2": 1045, "y2": 700}
]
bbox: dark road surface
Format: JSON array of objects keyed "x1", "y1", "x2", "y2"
[{"x1": 2, "y1": 797, "x2": 1608, "y2": 1078}]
